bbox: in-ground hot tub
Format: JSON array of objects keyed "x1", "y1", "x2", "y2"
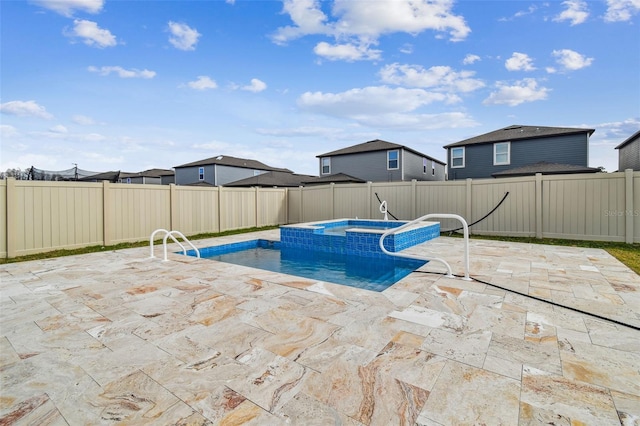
[{"x1": 280, "y1": 218, "x2": 440, "y2": 258}]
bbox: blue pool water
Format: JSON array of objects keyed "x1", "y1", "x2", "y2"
[{"x1": 188, "y1": 239, "x2": 426, "y2": 292}]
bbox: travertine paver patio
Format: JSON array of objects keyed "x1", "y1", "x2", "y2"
[{"x1": 1, "y1": 230, "x2": 639, "y2": 425}]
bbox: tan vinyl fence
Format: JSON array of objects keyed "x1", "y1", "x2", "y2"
[
  {"x1": 287, "y1": 170, "x2": 639, "y2": 244},
  {"x1": 0, "y1": 180, "x2": 287, "y2": 258},
  {"x1": 1, "y1": 170, "x2": 638, "y2": 258}
]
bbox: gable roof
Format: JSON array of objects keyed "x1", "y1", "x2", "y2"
[
  {"x1": 492, "y1": 161, "x2": 600, "y2": 177},
  {"x1": 317, "y1": 139, "x2": 445, "y2": 165},
  {"x1": 615, "y1": 129, "x2": 640, "y2": 149},
  {"x1": 224, "y1": 171, "x2": 317, "y2": 187},
  {"x1": 302, "y1": 173, "x2": 366, "y2": 186},
  {"x1": 175, "y1": 155, "x2": 292, "y2": 173},
  {"x1": 444, "y1": 125, "x2": 596, "y2": 148},
  {"x1": 77, "y1": 171, "x2": 122, "y2": 182},
  {"x1": 120, "y1": 168, "x2": 174, "y2": 179}
]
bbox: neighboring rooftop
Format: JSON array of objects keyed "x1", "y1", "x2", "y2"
[
  {"x1": 224, "y1": 171, "x2": 317, "y2": 188},
  {"x1": 175, "y1": 155, "x2": 292, "y2": 173},
  {"x1": 302, "y1": 173, "x2": 366, "y2": 186},
  {"x1": 615, "y1": 129, "x2": 640, "y2": 150},
  {"x1": 317, "y1": 139, "x2": 446, "y2": 165},
  {"x1": 120, "y1": 168, "x2": 174, "y2": 179},
  {"x1": 492, "y1": 161, "x2": 601, "y2": 177},
  {"x1": 444, "y1": 125, "x2": 596, "y2": 148}
]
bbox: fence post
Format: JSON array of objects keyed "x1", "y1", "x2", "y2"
[
  {"x1": 465, "y1": 178, "x2": 472, "y2": 228},
  {"x1": 6, "y1": 177, "x2": 16, "y2": 258},
  {"x1": 367, "y1": 181, "x2": 373, "y2": 219},
  {"x1": 411, "y1": 179, "x2": 417, "y2": 219},
  {"x1": 218, "y1": 186, "x2": 223, "y2": 232},
  {"x1": 625, "y1": 169, "x2": 634, "y2": 244},
  {"x1": 102, "y1": 180, "x2": 112, "y2": 246},
  {"x1": 255, "y1": 187, "x2": 260, "y2": 227},
  {"x1": 330, "y1": 183, "x2": 335, "y2": 219},
  {"x1": 169, "y1": 184, "x2": 177, "y2": 231},
  {"x1": 535, "y1": 173, "x2": 543, "y2": 239}
]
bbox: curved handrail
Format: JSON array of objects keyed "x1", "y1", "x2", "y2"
[
  {"x1": 162, "y1": 230, "x2": 200, "y2": 261},
  {"x1": 379, "y1": 213, "x2": 470, "y2": 280},
  {"x1": 150, "y1": 229, "x2": 200, "y2": 261}
]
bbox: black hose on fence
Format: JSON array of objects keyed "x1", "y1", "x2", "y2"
[{"x1": 443, "y1": 192, "x2": 510, "y2": 234}]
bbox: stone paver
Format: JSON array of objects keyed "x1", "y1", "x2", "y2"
[{"x1": 1, "y1": 231, "x2": 639, "y2": 425}]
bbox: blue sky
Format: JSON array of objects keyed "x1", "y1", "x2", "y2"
[{"x1": 1, "y1": 0, "x2": 639, "y2": 176}]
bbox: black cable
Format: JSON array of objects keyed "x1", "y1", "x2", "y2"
[
  {"x1": 374, "y1": 192, "x2": 399, "y2": 220},
  {"x1": 443, "y1": 192, "x2": 510, "y2": 233},
  {"x1": 414, "y1": 270, "x2": 640, "y2": 331}
]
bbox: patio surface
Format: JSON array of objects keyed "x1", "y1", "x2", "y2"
[{"x1": 1, "y1": 230, "x2": 639, "y2": 425}]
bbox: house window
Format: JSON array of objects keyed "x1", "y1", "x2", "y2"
[
  {"x1": 321, "y1": 158, "x2": 331, "y2": 174},
  {"x1": 432, "y1": 160, "x2": 435, "y2": 176},
  {"x1": 387, "y1": 150, "x2": 399, "y2": 170},
  {"x1": 198, "y1": 167, "x2": 204, "y2": 181},
  {"x1": 494, "y1": 142, "x2": 510, "y2": 165},
  {"x1": 451, "y1": 147, "x2": 465, "y2": 168}
]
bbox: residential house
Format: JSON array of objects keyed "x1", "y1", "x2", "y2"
[
  {"x1": 316, "y1": 139, "x2": 446, "y2": 182},
  {"x1": 615, "y1": 129, "x2": 640, "y2": 171},
  {"x1": 119, "y1": 169, "x2": 174, "y2": 185},
  {"x1": 174, "y1": 155, "x2": 292, "y2": 186},
  {"x1": 443, "y1": 125, "x2": 596, "y2": 180}
]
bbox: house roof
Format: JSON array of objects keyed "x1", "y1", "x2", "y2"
[
  {"x1": 120, "y1": 168, "x2": 174, "y2": 178},
  {"x1": 614, "y1": 129, "x2": 640, "y2": 149},
  {"x1": 316, "y1": 139, "x2": 446, "y2": 165},
  {"x1": 77, "y1": 171, "x2": 121, "y2": 182},
  {"x1": 302, "y1": 173, "x2": 366, "y2": 186},
  {"x1": 175, "y1": 155, "x2": 292, "y2": 173},
  {"x1": 224, "y1": 171, "x2": 317, "y2": 187},
  {"x1": 444, "y1": 125, "x2": 596, "y2": 148},
  {"x1": 491, "y1": 161, "x2": 600, "y2": 178}
]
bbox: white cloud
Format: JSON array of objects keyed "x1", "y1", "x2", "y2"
[
  {"x1": 272, "y1": 0, "x2": 470, "y2": 61},
  {"x1": 483, "y1": 78, "x2": 550, "y2": 106},
  {"x1": 1, "y1": 125, "x2": 20, "y2": 138},
  {"x1": 298, "y1": 86, "x2": 456, "y2": 117},
  {"x1": 167, "y1": 21, "x2": 201, "y2": 51},
  {"x1": 499, "y1": 4, "x2": 539, "y2": 21},
  {"x1": 49, "y1": 125, "x2": 68, "y2": 133},
  {"x1": 551, "y1": 49, "x2": 594, "y2": 71},
  {"x1": 0, "y1": 100, "x2": 54, "y2": 119},
  {"x1": 379, "y1": 63, "x2": 485, "y2": 93},
  {"x1": 314, "y1": 41, "x2": 381, "y2": 61},
  {"x1": 67, "y1": 19, "x2": 117, "y2": 48},
  {"x1": 554, "y1": 0, "x2": 589, "y2": 25},
  {"x1": 88, "y1": 66, "x2": 156, "y2": 78},
  {"x1": 186, "y1": 76, "x2": 218, "y2": 90},
  {"x1": 72, "y1": 115, "x2": 97, "y2": 125},
  {"x1": 463, "y1": 54, "x2": 480, "y2": 65},
  {"x1": 604, "y1": 0, "x2": 640, "y2": 22},
  {"x1": 505, "y1": 52, "x2": 536, "y2": 71},
  {"x1": 30, "y1": 0, "x2": 104, "y2": 17},
  {"x1": 242, "y1": 78, "x2": 267, "y2": 93}
]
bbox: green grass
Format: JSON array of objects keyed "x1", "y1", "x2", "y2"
[
  {"x1": 451, "y1": 233, "x2": 640, "y2": 275},
  {"x1": 1, "y1": 226, "x2": 638, "y2": 276},
  {"x1": 0, "y1": 225, "x2": 279, "y2": 265}
]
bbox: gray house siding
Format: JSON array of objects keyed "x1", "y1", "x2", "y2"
[
  {"x1": 448, "y1": 133, "x2": 588, "y2": 180},
  {"x1": 175, "y1": 165, "x2": 216, "y2": 185},
  {"x1": 321, "y1": 151, "x2": 403, "y2": 182},
  {"x1": 618, "y1": 140, "x2": 640, "y2": 171},
  {"x1": 216, "y1": 165, "x2": 267, "y2": 186},
  {"x1": 175, "y1": 164, "x2": 268, "y2": 185},
  {"x1": 403, "y1": 152, "x2": 446, "y2": 181},
  {"x1": 321, "y1": 149, "x2": 445, "y2": 182}
]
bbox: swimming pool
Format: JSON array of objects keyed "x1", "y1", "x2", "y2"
[{"x1": 188, "y1": 239, "x2": 426, "y2": 292}]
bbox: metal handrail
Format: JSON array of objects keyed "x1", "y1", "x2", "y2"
[
  {"x1": 149, "y1": 229, "x2": 200, "y2": 261},
  {"x1": 379, "y1": 213, "x2": 470, "y2": 280}
]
